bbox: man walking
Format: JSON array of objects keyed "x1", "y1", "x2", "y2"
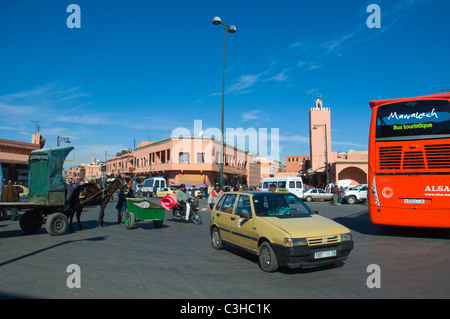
[
  {"x1": 332, "y1": 185, "x2": 340, "y2": 206},
  {"x1": 1, "y1": 180, "x2": 20, "y2": 220},
  {"x1": 208, "y1": 182, "x2": 224, "y2": 209}
]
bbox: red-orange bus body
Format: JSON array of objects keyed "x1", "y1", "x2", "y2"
[{"x1": 368, "y1": 93, "x2": 450, "y2": 228}]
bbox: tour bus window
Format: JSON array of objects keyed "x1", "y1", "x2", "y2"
[{"x1": 376, "y1": 99, "x2": 450, "y2": 139}]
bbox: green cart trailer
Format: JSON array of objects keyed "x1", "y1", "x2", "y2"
[
  {"x1": 124, "y1": 198, "x2": 165, "y2": 229},
  {"x1": 0, "y1": 146, "x2": 74, "y2": 236}
]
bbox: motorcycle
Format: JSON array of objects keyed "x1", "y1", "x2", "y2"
[{"x1": 172, "y1": 198, "x2": 202, "y2": 224}]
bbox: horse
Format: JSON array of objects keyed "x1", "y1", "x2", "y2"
[{"x1": 67, "y1": 177, "x2": 127, "y2": 230}]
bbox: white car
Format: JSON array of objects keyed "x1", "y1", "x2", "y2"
[
  {"x1": 303, "y1": 188, "x2": 333, "y2": 202},
  {"x1": 344, "y1": 184, "x2": 368, "y2": 204}
]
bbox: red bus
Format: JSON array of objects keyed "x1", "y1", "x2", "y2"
[{"x1": 368, "y1": 92, "x2": 450, "y2": 228}]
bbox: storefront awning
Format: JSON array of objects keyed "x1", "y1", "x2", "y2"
[{"x1": 0, "y1": 153, "x2": 29, "y2": 165}]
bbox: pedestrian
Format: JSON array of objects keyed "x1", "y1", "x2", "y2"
[
  {"x1": 208, "y1": 182, "x2": 224, "y2": 209},
  {"x1": 338, "y1": 186, "x2": 344, "y2": 205},
  {"x1": 332, "y1": 185, "x2": 339, "y2": 206},
  {"x1": 202, "y1": 187, "x2": 206, "y2": 199},
  {"x1": 1, "y1": 180, "x2": 20, "y2": 220},
  {"x1": 116, "y1": 182, "x2": 135, "y2": 224}
]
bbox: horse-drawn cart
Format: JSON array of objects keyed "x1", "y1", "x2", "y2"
[
  {"x1": 124, "y1": 198, "x2": 165, "y2": 229},
  {"x1": 0, "y1": 146, "x2": 74, "y2": 236}
]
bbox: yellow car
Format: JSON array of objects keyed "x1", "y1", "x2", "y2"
[
  {"x1": 14, "y1": 185, "x2": 29, "y2": 199},
  {"x1": 209, "y1": 191, "x2": 354, "y2": 272}
]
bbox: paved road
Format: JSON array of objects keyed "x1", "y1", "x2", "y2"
[{"x1": 1, "y1": 197, "x2": 450, "y2": 299}]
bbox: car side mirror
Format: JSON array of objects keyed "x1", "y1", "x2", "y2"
[{"x1": 238, "y1": 211, "x2": 250, "y2": 219}]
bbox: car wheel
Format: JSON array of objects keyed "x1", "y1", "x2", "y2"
[
  {"x1": 211, "y1": 227, "x2": 223, "y2": 249},
  {"x1": 258, "y1": 241, "x2": 279, "y2": 272},
  {"x1": 305, "y1": 196, "x2": 312, "y2": 202},
  {"x1": 346, "y1": 196, "x2": 356, "y2": 204}
]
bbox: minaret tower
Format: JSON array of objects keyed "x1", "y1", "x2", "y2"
[{"x1": 309, "y1": 93, "x2": 331, "y2": 173}]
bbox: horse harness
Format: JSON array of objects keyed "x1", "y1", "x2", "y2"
[{"x1": 79, "y1": 178, "x2": 123, "y2": 206}]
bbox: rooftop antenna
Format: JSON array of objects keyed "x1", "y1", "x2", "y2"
[{"x1": 442, "y1": 88, "x2": 450, "y2": 92}]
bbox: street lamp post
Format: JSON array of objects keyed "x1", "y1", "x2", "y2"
[
  {"x1": 212, "y1": 16, "x2": 236, "y2": 187},
  {"x1": 57, "y1": 136, "x2": 71, "y2": 146},
  {"x1": 312, "y1": 124, "x2": 329, "y2": 186}
]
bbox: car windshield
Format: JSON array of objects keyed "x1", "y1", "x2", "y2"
[{"x1": 252, "y1": 193, "x2": 313, "y2": 217}]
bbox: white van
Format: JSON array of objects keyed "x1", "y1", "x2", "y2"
[
  {"x1": 141, "y1": 177, "x2": 167, "y2": 196},
  {"x1": 256, "y1": 176, "x2": 304, "y2": 198}
]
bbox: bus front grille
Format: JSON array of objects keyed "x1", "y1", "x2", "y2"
[{"x1": 378, "y1": 144, "x2": 450, "y2": 170}]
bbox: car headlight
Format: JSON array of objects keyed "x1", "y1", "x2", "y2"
[
  {"x1": 283, "y1": 238, "x2": 308, "y2": 247},
  {"x1": 340, "y1": 233, "x2": 352, "y2": 241}
]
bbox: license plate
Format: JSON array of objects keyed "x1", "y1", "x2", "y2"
[
  {"x1": 314, "y1": 250, "x2": 337, "y2": 259},
  {"x1": 404, "y1": 199, "x2": 425, "y2": 204}
]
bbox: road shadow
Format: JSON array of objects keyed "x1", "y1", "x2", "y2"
[
  {"x1": 333, "y1": 210, "x2": 450, "y2": 239},
  {"x1": 124, "y1": 221, "x2": 170, "y2": 230},
  {"x1": 222, "y1": 244, "x2": 345, "y2": 275},
  {"x1": 69, "y1": 220, "x2": 119, "y2": 233},
  {"x1": 0, "y1": 236, "x2": 107, "y2": 267}
]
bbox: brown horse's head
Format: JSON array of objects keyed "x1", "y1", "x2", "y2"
[{"x1": 105, "y1": 176, "x2": 127, "y2": 194}]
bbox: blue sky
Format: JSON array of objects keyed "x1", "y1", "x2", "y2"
[{"x1": 1, "y1": 0, "x2": 449, "y2": 167}]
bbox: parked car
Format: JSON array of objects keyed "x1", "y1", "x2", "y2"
[
  {"x1": 257, "y1": 176, "x2": 304, "y2": 199},
  {"x1": 156, "y1": 187, "x2": 178, "y2": 198},
  {"x1": 303, "y1": 188, "x2": 333, "y2": 202},
  {"x1": 141, "y1": 177, "x2": 167, "y2": 196},
  {"x1": 14, "y1": 184, "x2": 29, "y2": 201},
  {"x1": 188, "y1": 188, "x2": 203, "y2": 198},
  {"x1": 210, "y1": 191, "x2": 354, "y2": 272},
  {"x1": 344, "y1": 184, "x2": 368, "y2": 204}
]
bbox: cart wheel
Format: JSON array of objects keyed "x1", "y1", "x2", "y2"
[
  {"x1": 20, "y1": 211, "x2": 43, "y2": 234},
  {"x1": 46, "y1": 213, "x2": 68, "y2": 236},
  {"x1": 153, "y1": 220, "x2": 164, "y2": 228},
  {"x1": 125, "y1": 212, "x2": 135, "y2": 229}
]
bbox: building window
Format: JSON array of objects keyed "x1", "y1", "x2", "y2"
[
  {"x1": 179, "y1": 152, "x2": 190, "y2": 163},
  {"x1": 196, "y1": 152, "x2": 205, "y2": 163}
]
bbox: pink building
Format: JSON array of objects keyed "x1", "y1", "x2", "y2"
[
  {"x1": 105, "y1": 152, "x2": 134, "y2": 177},
  {"x1": 107, "y1": 137, "x2": 260, "y2": 187},
  {"x1": 67, "y1": 156, "x2": 104, "y2": 181}
]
